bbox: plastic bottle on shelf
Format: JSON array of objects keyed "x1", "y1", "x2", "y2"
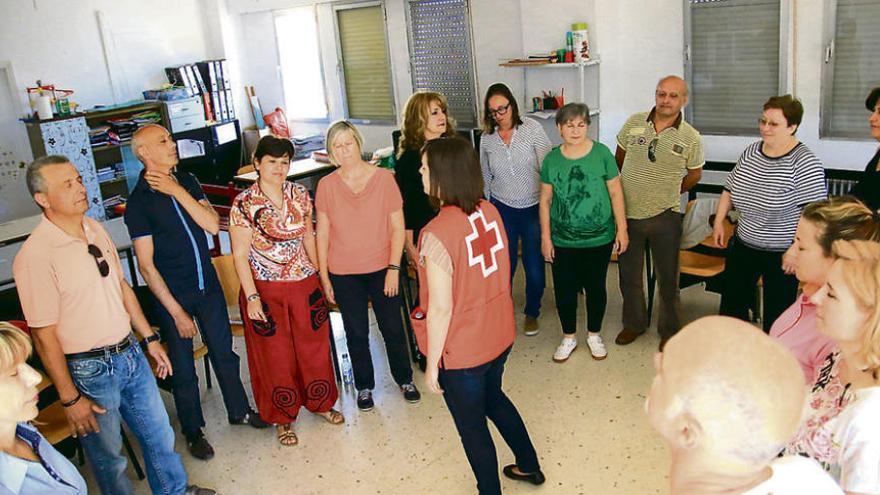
[{"x1": 571, "y1": 22, "x2": 590, "y2": 63}]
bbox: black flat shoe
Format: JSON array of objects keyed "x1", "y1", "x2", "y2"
[{"x1": 502, "y1": 464, "x2": 545, "y2": 485}]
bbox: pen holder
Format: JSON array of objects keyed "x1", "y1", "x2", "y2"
[{"x1": 542, "y1": 97, "x2": 558, "y2": 110}]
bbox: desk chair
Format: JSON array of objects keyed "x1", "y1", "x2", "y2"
[{"x1": 210, "y1": 255, "x2": 244, "y2": 337}]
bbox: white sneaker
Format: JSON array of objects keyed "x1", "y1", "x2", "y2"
[
  {"x1": 553, "y1": 338, "x2": 578, "y2": 363},
  {"x1": 586, "y1": 333, "x2": 607, "y2": 360}
]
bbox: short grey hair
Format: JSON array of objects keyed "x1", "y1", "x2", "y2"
[
  {"x1": 555, "y1": 103, "x2": 592, "y2": 126},
  {"x1": 27, "y1": 155, "x2": 71, "y2": 197}
]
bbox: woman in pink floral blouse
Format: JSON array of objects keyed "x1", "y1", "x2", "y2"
[
  {"x1": 785, "y1": 240, "x2": 880, "y2": 493},
  {"x1": 230, "y1": 136, "x2": 344, "y2": 447}
]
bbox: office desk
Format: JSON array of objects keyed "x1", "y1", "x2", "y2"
[
  {"x1": 0, "y1": 216, "x2": 135, "y2": 288},
  {"x1": 233, "y1": 158, "x2": 336, "y2": 185}
]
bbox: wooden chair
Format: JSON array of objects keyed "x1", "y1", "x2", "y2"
[
  {"x1": 144, "y1": 328, "x2": 212, "y2": 390},
  {"x1": 210, "y1": 255, "x2": 245, "y2": 337}
]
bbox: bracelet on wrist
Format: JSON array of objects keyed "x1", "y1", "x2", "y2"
[
  {"x1": 387, "y1": 264, "x2": 400, "y2": 271},
  {"x1": 62, "y1": 392, "x2": 82, "y2": 408},
  {"x1": 143, "y1": 333, "x2": 161, "y2": 345},
  {"x1": 247, "y1": 293, "x2": 261, "y2": 302}
]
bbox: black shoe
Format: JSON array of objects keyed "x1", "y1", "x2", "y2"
[
  {"x1": 357, "y1": 389, "x2": 374, "y2": 411},
  {"x1": 185, "y1": 431, "x2": 215, "y2": 461},
  {"x1": 185, "y1": 485, "x2": 216, "y2": 495},
  {"x1": 400, "y1": 382, "x2": 421, "y2": 403},
  {"x1": 230, "y1": 408, "x2": 269, "y2": 429},
  {"x1": 502, "y1": 464, "x2": 545, "y2": 486}
]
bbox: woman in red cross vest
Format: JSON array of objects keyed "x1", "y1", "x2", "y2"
[{"x1": 413, "y1": 137, "x2": 545, "y2": 494}]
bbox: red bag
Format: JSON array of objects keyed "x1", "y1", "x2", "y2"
[{"x1": 263, "y1": 107, "x2": 291, "y2": 139}]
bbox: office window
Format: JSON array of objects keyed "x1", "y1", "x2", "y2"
[
  {"x1": 820, "y1": 0, "x2": 880, "y2": 138},
  {"x1": 685, "y1": 0, "x2": 782, "y2": 135},
  {"x1": 275, "y1": 7, "x2": 329, "y2": 121},
  {"x1": 407, "y1": 0, "x2": 478, "y2": 127},
  {"x1": 336, "y1": 3, "x2": 395, "y2": 122}
]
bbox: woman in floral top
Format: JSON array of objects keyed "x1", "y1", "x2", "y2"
[
  {"x1": 230, "y1": 136, "x2": 344, "y2": 447},
  {"x1": 785, "y1": 240, "x2": 880, "y2": 493}
]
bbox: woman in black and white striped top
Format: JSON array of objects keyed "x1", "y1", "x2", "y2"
[
  {"x1": 713, "y1": 95, "x2": 827, "y2": 332},
  {"x1": 479, "y1": 83, "x2": 552, "y2": 336}
]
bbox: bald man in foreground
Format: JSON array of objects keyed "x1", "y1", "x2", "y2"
[{"x1": 646, "y1": 316, "x2": 842, "y2": 494}]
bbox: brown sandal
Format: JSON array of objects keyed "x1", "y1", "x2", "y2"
[
  {"x1": 276, "y1": 424, "x2": 298, "y2": 446},
  {"x1": 317, "y1": 409, "x2": 345, "y2": 425}
]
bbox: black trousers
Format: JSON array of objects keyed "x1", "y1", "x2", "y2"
[
  {"x1": 719, "y1": 236, "x2": 799, "y2": 332},
  {"x1": 551, "y1": 243, "x2": 613, "y2": 334},
  {"x1": 439, "y1": 347, "x2": 540, "y2": 495},
  {"x1": 153, "y1": 285, "x2": 250, "y2": 436},
  {"x1": 330, "y1": 269, "x2": 414, "y2": 390}
]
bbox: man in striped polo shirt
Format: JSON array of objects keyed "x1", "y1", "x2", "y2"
[{"x1": 614, "y1": 76, "x2": 705, "y2": 351}]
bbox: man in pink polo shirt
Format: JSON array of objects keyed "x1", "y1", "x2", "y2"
[{"x1": 13, "y1": 155, "x2": 213, "y2": 495}]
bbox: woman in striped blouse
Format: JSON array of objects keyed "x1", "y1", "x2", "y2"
[
  {"x1": 479, "y1": 83, "x2": 552, "y2": 336},
  {"x1": 713, "y1": 95, "x2": 827, "y2": 332}
]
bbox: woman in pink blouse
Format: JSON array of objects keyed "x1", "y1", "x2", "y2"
[
  {"x1": 315, "y1": 120, "x2": 419, "y2": 413},
  {"x1": 771, "y1": 197, "x2": 880, "y2": 383},
  {"x1": 230, "y1": 136, "x2": 343, "y2": 447},
  {"x1": 785, "y1": 240, "x2": 880, "y2": 493}
]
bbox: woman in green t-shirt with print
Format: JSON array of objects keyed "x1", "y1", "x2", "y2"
[{"x1": 539, "y1": 103, "x2": 628, "y2": 363}]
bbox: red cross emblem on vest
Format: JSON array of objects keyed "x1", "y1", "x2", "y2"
[{"x1": 465, "y1": 208, "x2": 504, "y2": 277}]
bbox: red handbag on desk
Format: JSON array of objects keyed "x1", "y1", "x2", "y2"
[{"x1": 263, "y1": 107, "x2": 291, "y2": 139}]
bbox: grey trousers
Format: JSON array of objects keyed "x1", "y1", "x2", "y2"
[{"x1": 617, "y1": 209, "x2": 682, "y2": 338}]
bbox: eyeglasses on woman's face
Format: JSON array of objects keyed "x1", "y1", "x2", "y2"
[{"x1": 489, "y1": 103, "x2": 511, "y2": 117}]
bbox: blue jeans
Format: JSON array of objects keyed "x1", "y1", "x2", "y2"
[
  {"x1": 439, "y1": 347, "x2": 540, "y2": 495},
  {"x1": 491, "y1": 200, "x2": 544, "y2": 318},
  {"x1": 68, "y1": 336, "x2": 188, "y2": 495}
]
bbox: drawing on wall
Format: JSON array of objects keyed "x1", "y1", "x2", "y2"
[{"x1": 39, "y1": 118, "x2": 105, "y2": 220}]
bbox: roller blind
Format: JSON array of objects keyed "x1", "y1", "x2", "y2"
[
  {"x1": 407, "y1": 0, "x2": 477, "y2": 126},
  {"x1": 687, "y1": 0, "x2": 780, "y2": 135},
  {"x1": 822, "y1": 0, "x2": 880, "y2": 138},
  {"x1": 336, "y1": 4, "x2": 395, "y2": 121}
]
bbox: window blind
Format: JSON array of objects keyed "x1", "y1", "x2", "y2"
[
  {"x1": 407, "y1": 0, "x2": 477, "y2": 127},
  {"x1": 688, "y1": 0, "x2": 780, "y2": 135},
  {"x1": 823, "y1": 0, "x2": 880, "y2": 138},
  {"x1": 336, "y1": 5, "x2": 395, "y2": 121}
]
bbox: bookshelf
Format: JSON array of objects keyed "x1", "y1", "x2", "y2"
[{"x1": 83, "y1": 101, "x2": 166, "y2": 218}]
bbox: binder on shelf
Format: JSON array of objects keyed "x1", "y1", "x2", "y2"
[
  {"x1": 211, "y1": 91, "x2": 222, "y2": 120},
  {"x1": 189, "y1": 65, "x2": 208, "y2": 94},
  {"x1": 196, "y1": 61, "x2": 218, "y2": 92},
  {"x1": 217, "y1": 89, "x2": 228, "y2": 121},
  {"x1": 213, "y1": 60, "x2": 224, "y2": 90},
  {"x1": 224, "y1": 89, "x2": 235, "y2": 120},
  {"x1": 165, "y1": 66, "x2": 194, "y2": 96},
  {"x1": 219, "y1": 60, "x2": 230, "y2": 89}
]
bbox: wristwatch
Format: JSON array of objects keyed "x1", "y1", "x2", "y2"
[
  {"x1": 143, "y1": 334, "x2": 161, "y2": 345},
  {"x1": 247, "y1": 293, "x2": 261, "y2": 302}
]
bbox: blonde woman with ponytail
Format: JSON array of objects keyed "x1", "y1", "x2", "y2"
[
  {"x1": 784, "y1": 240, "x2": 880, "y2": 493},
  {"x1": 772, "y1": 196, "x2": 880, "y2": 382}
]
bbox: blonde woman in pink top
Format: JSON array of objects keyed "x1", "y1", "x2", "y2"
[
  {"x1": 315, "y1": 121, "x2": 419, "y2": 412},
  {"x1": 772, "y1": 196, "x2": 880, "y2": 382}
]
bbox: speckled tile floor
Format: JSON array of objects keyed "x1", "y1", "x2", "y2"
[{"x1": 81, "y1": 265, "x2": 722, "y2": 494}]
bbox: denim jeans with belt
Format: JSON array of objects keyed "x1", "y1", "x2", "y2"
[
  {"x1": 439, "y1": 347, "x2": 540, "y2": 495},
  {"x1": 490, "y1": 199, "x2": 545, "y2": 318},
  {"x1": 68, "y1": 336, "x2": 188, "y2": 495}
]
